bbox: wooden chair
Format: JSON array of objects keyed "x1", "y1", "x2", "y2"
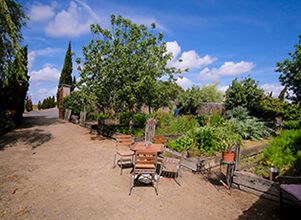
[
  {"x1": 159, "y1": 144, "x2": 187, "y2": 186},
  {"x1": 113, "y1": 135, "x2": 134, "y2": 175},
  {"x1": 129, "y1": 151, "x2": 159, "y2": 195},
  {"x1": 152, "y1": 135, "x2": 167, "y2": 145},
  {"x1": 276, "y1": 176, "x2": 301, "y2": 209}
]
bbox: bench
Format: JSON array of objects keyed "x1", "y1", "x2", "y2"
[{"x1": 276, "y1": 176, "x2": 301, "y2": 208}]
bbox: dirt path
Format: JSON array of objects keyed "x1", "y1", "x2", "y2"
[{"x1": 0, "y1": 116, "x2": 297, "y2": 219}]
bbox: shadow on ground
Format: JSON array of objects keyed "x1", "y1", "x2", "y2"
[
  {"x1": 200, "y1": 170, "x2": 301, "y2": 219},
  {"x1": 0, "y1": 128, "x2": 52, "y2": 150},
  {"x1": 17, "y1": 117, "x2": 65, "y2": 129}
]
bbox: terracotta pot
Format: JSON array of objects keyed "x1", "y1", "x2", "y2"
[{"x1": 222, "y1": 150, "x2": 235, "y2": 162}]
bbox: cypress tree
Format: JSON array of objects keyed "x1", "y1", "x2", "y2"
[{"x1": 57, "y1": 41, "x2": 73, "y2": 103}]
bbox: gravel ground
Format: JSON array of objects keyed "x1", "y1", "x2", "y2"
[{"x1": 0, "y1": 110, "x2": 300, "y2": 219}]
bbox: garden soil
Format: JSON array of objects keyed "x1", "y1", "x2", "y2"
[{"x1": 0, "y1": 114, "x2": 300, "y2": 219}]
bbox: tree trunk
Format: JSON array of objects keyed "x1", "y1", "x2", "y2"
[{"x1": 129, "y1": 106, "x2": 134, "y2": 130}]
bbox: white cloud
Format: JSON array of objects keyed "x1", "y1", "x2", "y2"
[
  {"x1": 34, "y1": 87, "x2": 58, "y2": 103},
  {"x1": 28, "y1": 51, "x2": 36, "y2": 70},
  {"x1": 176, "y1": 77, "x2": 193, "y2": 89},
  {"x1": 260, "y1": 83, "x2": 284, "y2": 98},
  {"x1": 36, "y1": 47, "x2": 63, "y2": 56},
  {"x1": 74, "y1": 0, "x2": 100, "y2": 22},
  {"x1": 166, "y1": 41, "x2": 181, "y2": 61},
  {"x1": 28, "y1": 47, "x2": 63, "y2": 70},
  {"x1": 29, "y1": 67, "x2": 60, "y2": 83},
  {"x1": 45, "y1": 1, "x2": 95, "y2": 37},
  {"x1": 198, "y1": 61, "x2": 256, "y2": 81},
  {"x1": 217, "y1": 85, "x2": 229, "y2": 94},
  {"x1": 28, "y1": 2, "x2": 56, "y2": 21},
  {"x1": 166, "y1": 41, "x2": 217, "y2": 71}
]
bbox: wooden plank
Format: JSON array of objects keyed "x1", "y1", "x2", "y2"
[{"x1": 233, "y1": 171, "x2": 279, "y2": 196}]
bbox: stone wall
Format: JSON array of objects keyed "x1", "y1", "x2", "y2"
[{"x1": 196, "y1": 103, "x2": 225, "y2": 117}]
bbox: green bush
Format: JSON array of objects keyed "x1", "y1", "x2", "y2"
[
  {"x1": 262, "y1": 129, "x2": 301, "y2": 175},
  {"x1": 209, "y1": 114, "x2": 225, "y2": 127},
  {"x1": 195, "y1": 115, "x2": 208, "y2": 126},
  {"x1": 62, "y1": 91, "x2": 94, "y2": 116},
  {"x1": 88, "y1": 113, "x2": 109, "y2": 120},
  {"x1": 225, "y1": 106, "x2": 271, "y2": 141},
  {"x1": 283, "y1": 120, "x2": 301, "y2": 130},
  {"x1": 167, "y1": 135, "x2": 192, "y2": 152}
]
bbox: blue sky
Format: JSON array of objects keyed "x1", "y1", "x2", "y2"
[{"x1": 19, "y1": 0, "x2": 301, "y2": 104}]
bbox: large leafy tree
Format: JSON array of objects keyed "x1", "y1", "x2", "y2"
[
  {"x1": 0, "y1": 0, "x2": 29, "y2": 84},
  {"x1": 224, "y1": 76, "x2": 265, "y2": 116},
  {"x1": 77, "y1": 14, "x2": 185, "y2": 128},
  {"x1": 276, "y1": 35, "x2": 301, "y2": 104}
]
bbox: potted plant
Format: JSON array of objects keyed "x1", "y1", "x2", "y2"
[{"x1": 222, "y1": 143, "x2": 236, "y2": 162}]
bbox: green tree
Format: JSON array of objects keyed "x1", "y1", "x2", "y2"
[
  {"x1": 278, "y1": 86, "x2": 287, "y2": 103},
  {"x1": 224, "y1": 76, "x2": 264, "y2": 116},
  {"x1": 77, "y1": 14, "x2": 185, "y2": 128},
  {"x1": 176, "y1": 85, "x2": 206, "y2": 115},
  {"x1": 57, "y1": 41, "x2": 73, "y2": 103},
  {"x1": 201, "y1": 81, "x2": 223, "y2": 103},
  {"x1": 0, "y1": 0, "x2": 29, "y2": 84},
  {"x1": 276, "y1": 35, "x2": 301, "y2": 104}
]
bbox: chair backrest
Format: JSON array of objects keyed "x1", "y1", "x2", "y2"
[
  {"x1": 135, "y1": 151, "x2": 158, "y2": 171},
  {"x1": 116, "y1": 135, "x2": 132, "y2": 151},
  {"x1": 152, "y1": 135, "x2": 167, "y2": 144}
]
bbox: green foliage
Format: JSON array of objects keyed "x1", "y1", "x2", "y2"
[
  {"x1": 283, "y1": 120, "x2": 301, "y2": 130},
  {"x1": 57, "y1": 42, "x2": 73, "y2": 104},
  {"x1": 0, "y1": 0, "x2": 29, "y2": 84},
  {"x1": 262, "y1": 129, "x2": 301, "y2": 175},
  {"x1": 39, "y1": 96, "x2": 55, "y2": 109},
  {"x1": 276, "y1": 35, "x2": 301, "y2": 104},
  {"x1": 88, "y1": 113, "x2": 109, "y2": 120},
  {"x1": 282, "y1": 102, "x2": 301, "y2": 121},
  {"x1": 37, "y1": 101, "x2": 42, "y2": 110},
  {"x1": 155, "y1": 112, "x2": 195, "y2": 134},
  {"x1": 201, "y1": 81, "x2": 224, "y2": 102},
  {"x1": 77, "y1": 14, "x2": 185, "y2": 129},
  {"x1": 62, "y1": 91, "x2": 94, "y2": 116},
  {"x1": 176, "y1": 85, "x2": 205, "y2": 115},
  {"x1": 167, "y1": 135, "x2": 192, "y2": 152},
  {"x1": 208, "y1": 114, "x2": 225, "y2": 127},
  {"x1": 195, "y1": 115, "x2": 208, "y2": 127},
  {"x1": 24, "y1": 96, "x2": 33, "y2": 112},
  {"x1": 59, "y1": 41, "x2": 73, "y2": 85},
  {"x1": 225, "y1": 76, "x2": 265, "y2": 117},
  {"x1": 225, "y1": 106, "x2": 271, "y2": 141},
  {"x1": 0, "y1": 110, "x2": 15, "y2": 135},
  {"x1": 118, "y1": 112, "x2": 149, "y2": 128}
]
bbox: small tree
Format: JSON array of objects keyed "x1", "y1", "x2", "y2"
[
  {"x1": 57, "y1": 41, "x2": 73, "y2": 104},
  {"x1": 224, "y1": 76, "x2": 264, "y2": 116},
  {"x1": 276, "y1": 35, "x2": 301, "y2": 104},
  {"x1": 176, "y1": 85, "x2": 206, "y2": 115},
  {"x1": 77, "y1": 15, "x2": 186, "y2": 129}
]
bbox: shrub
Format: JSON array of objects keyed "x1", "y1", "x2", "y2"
[
  {"x1": 62, "y1": 91, "x2": 94, "y2": 117},
  {"x1": 283, "y1": 120, "x2": 301, "y2": 130},
  {"x1": 225, "y1": 106, "x2": 271, "y2": 141},
  {"x1": 262, "y1": 129, "x2": 301, "y2": 175},
  {"x1": 88, "y1": 113, "x2": 109, "y2": 120}
]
